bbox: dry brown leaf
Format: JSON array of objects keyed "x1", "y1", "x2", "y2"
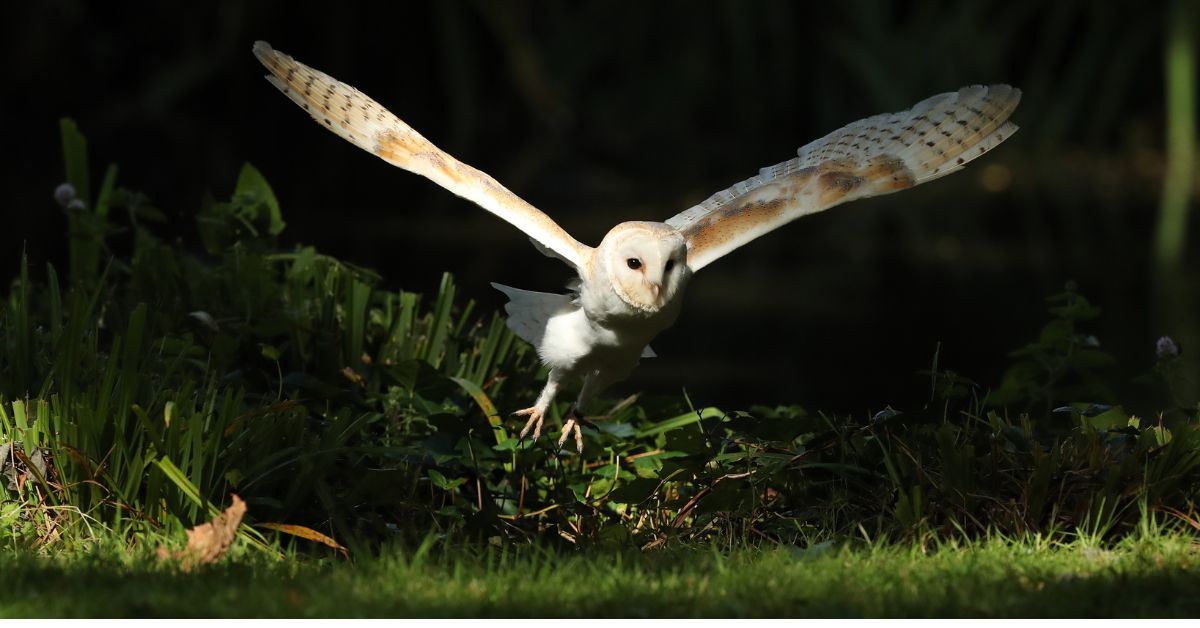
[
  {"x1": 341, "y1": 366, "x2": 366, "y2": 389},
  {"x1": 161, "y1": 494, "x2": 247, "y2": 571},
  {"x1": 258, "y1": 522, "x2": 349, "y2": 557}
]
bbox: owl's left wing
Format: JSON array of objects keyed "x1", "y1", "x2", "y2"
[
  {"x1": 253, "y1": 42, "x2": 592, "y2": 269},
  {"x1": 667, "y1": 85, "x2": 1021, "y2": 272}
]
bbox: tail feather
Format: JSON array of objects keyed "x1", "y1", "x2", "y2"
[
  {"x1": 491, "y1": 283, "x2": 657, "y2": 360},
  {"x1": 490, "y1": 283, "x2": 575, "y2": 351}
]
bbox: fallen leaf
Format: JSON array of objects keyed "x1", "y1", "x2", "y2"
[
  {"x1": 164, "y1": 494, "x2": 247, "y2": 571},
  {"x1": 0, "y1": 443, "x2": 52, "y2": 491},
  {"x1": 258, "y1": 522, "x2": 349, "y2": 557},
  {"x1": 341, "y1": 366, "x2": 366, "y2": 389}
]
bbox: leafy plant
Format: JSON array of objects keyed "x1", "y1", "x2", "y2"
[
  {"x1": 988, "y1": 283, "x2": 1117, "y2": 412},
  {"x1": 1, "y1": 120, "x2": 1197, "y2": 556}
]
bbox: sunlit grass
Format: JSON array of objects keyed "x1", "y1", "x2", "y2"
[{"x1": 1, "y1": 530, "x2": 1197, "y2": 617}]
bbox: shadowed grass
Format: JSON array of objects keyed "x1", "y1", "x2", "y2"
[{"x1": 1, "y1": 532, "x2": 1197, "y2": 618}]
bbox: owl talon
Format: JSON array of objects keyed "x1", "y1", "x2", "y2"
[
  {"x1": 555, "y1": 407, "x2": 587, "y2": 454},
  {"x1": 514, "y1": 407, "x2": 544, "y2": 443},
  {"x1": 557, "y1": 419, "x2": 575, "y2": 451}
]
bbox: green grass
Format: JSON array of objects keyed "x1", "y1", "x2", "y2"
[{"x1": 2, "y1": 532, "x2": 1198, "y2": 617}]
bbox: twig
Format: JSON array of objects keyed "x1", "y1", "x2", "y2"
[{"x1": 669, "y1": 472, "x2": 752, "y2": 529}]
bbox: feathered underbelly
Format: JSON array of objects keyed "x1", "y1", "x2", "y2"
[{"x1": 538, "y1": 308, "x2": 659, "y2": 375}]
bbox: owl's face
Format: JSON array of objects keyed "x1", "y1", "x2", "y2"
[{"x1": 601, "y1": 222, "x2": 690, "y2": 313}]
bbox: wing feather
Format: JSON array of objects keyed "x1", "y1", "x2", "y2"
[
  {"x1": 667, "y1": 85, "x2": 1021, "y2": 271},
  {"x1": 253, "y1": 41, "x2": 592, "y2": 269}
]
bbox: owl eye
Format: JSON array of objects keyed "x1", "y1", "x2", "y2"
[
  {"x1": 665, "y1": 259, "x2": 675, "y2": 272},
  {"x1": 626, "y1": 258, "x2": 642, "y2": 270}
]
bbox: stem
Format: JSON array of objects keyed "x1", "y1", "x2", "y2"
[
  {"x1": 1153, "y1": 0, "x2": 1200, "y2": 410},
  {"x1": 1154, "y1": 0, "x2": 1197, "y2": 273}
]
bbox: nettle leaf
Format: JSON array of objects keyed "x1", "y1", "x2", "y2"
[
  {"x1": 260, "y1": 343, "x2": 281, "y2": 361},
  {"x1": 427, "y1": 469, "x2": 466, "y2": 490},
  {"x1": 233, "y1": 162, "x2": 286, "y2": 236},
  {"x1": 1048, "y1": 296, "x2": 1101, "y2": 321},
  {"x1": 567, "y1": 482, "x2": 589, "y2": 502},
  {"x1": 1038, "y1": 319, "x2": 1072, "y2": 345},
  {"x1": 492, "y1": 436, "x2": 521, "y2": 451},
  {"x1": 0, "y1": 501, "x2": 22, "y2": 525}
]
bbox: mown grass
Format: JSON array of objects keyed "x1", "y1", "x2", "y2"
[{"x1": 2, "y1": 530, "x2": 1198, "y2": 618}]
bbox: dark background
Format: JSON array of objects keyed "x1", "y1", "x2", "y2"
[{"x1": 3, "y1": 0, "x2": 1190, "y2": 415}]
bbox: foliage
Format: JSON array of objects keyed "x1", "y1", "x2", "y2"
[{"x1": 0, "y1": 121, "x2": 1198, "y2": 556}]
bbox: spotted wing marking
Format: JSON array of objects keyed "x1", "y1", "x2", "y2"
[
  {"x1": 668, "y1": 85, "x2": 1021, "y2": 272},
  {"x1": 252, "y1": 41, "x2": 592, "y2": 269}
]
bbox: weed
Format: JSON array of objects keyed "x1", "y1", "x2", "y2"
[{"x1": 0, "y1": 120, "x2": 1197, "y2": 555}]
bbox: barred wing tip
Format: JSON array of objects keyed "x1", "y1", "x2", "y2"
[{"x1": 670, "y1": 84, "x2": 1021, "y2": 271}]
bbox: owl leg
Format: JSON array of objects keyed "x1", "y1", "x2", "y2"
[
  {"x1": 556, "y1": 370, "x2": 612, "y2": 454},
  {"x1": 513, "y1": 369, "x2": 564, "y2": 442}
]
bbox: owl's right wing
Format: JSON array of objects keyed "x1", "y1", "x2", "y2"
[
  {"x1": 253, "y1": 41, "x2": 592, "y2": 269},
  {"x1": 666, "y1": 85, "x2": 1021, "y2": 272}
]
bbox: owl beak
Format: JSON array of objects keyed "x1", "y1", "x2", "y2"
[{"x1": 647, "y1": 281, "x2": 661, "y2": 300}]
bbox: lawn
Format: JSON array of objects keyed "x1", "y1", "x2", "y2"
[{"x1": 2, "y1": 533, "x2": 1198, "y2": 617}]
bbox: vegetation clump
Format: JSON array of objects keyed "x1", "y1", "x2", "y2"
[{"x1": 1, "y1": 120, "x2": 1197, "y2": 559}]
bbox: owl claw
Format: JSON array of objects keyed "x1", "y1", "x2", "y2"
[
  {"x1": 514, "y1": 407, "x2": 544, "y2": 442},
  {"x1": 514, "y1": 407, "x2": 586, "y2": 454},
  {"x1": 556, "y1": 407, "x2": 586, "y2": 454}
]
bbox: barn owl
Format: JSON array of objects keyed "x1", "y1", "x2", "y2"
[{"x1": 253, "y1": 41, "x2": 1020, "y2": 453}]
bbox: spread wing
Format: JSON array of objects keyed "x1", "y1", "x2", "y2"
[
  {"x1": 253, "y1": 41, "x2": 592, "y2": 269},
  {"x1": 667, "y1": 85, "x2": 1021, "y2": 272}
]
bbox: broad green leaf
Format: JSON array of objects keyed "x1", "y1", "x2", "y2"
[{"x1": 234, "y1": 162, "x2": 286, "y2": 235}]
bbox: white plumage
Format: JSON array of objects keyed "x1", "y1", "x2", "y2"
[{"x1": 253, "y1": 42, "x2": 1021, "y2": 452}]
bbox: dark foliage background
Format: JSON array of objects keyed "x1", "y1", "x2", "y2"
[{"x1": 3, "y1": 0, "x2": 1190, "y2": 415}]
